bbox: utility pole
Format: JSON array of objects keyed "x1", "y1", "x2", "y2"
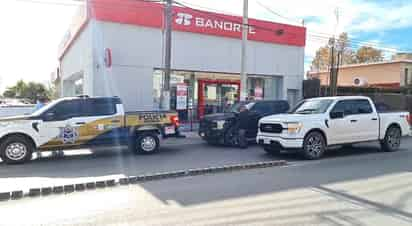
[
  {"x1": 334, "y1": 50, "x2": 342, "y2": 96},
  {"x1": 329, "y1": 38, "x2": 335, "y2": 97},
  {"x1": 330, "y1": 7, "x2": 340, "y2": 97},
  {"x1": 240, "y1": 0, "x2": 248, "y2": 101},
  {"x1": 161, "y1": 0, "x2": 173, "y2": 109}
]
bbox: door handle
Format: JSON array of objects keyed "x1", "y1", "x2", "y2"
[
  {"x1": 350, "y1": 120, "x2": 358, "y2": 123},
  {"x1": 111, "y1": 120, "x2": 121, "y2": 123},
  {"x1": 75, "y1": 122, "x2": 86, "y2": 125},
  {"x1": 371, "y1": 118, "x2": 378, "y2": 121}
]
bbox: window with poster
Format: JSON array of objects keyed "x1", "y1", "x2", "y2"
[
  {"x1": 153, "y1": 70, "x2": 195, "y2": 122},
  {"x1": 247, "y1": 77, "x2": 265, "y2": 100},
  {"x1": 247, "y1": 76, "x2": 283, "y2": 100}
]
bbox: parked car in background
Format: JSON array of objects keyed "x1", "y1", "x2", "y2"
[
  {"x1": 257, "y1": 96, "x2": 411, "y2": 159},
  {"x1": 199, "y1": 100, "x2": 290, "y2": 146},
  {"x1": 0, "y1": 98, "x2": 35, "y2": 117},
  {"x1": 0, "y1": 96, "x2": 181, "y2": 164}
]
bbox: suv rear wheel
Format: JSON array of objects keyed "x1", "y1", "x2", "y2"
[
  {"x1": 129, "y1": 132, "x2": 160, "y2": 154},
  {"x1": 0, "y1": 135, "x2": 34, "y2": 164}
]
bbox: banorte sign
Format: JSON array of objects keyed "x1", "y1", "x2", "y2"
[
  {"x1": 175, "y1": 12, "x2": 256, "y2": 34},
  {"x1": 88, "y1": 0, "x2": 306, "y2": 47}
]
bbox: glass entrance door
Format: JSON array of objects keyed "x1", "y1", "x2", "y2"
[{"x1": 198, "y1": 80, "x2": 240, "y2": 118}]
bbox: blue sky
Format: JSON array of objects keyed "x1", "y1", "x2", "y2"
[{"x1": 0, "y1": 0, "x2": 411, "y2": 91}]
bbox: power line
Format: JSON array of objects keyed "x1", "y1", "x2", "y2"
[
  {"x1": 255, "y1": 0, "x2": 302, "y2": 25},
  {"x1": 308, "y1": 39, "x2": 400, "y2": 55},
  {"x1": 173, "y1": 0, "x2": 306, "y2": 38},
  {"x1": 174, "y1": 0, "x2": 410, "y2": 54},
  {"x1": 308, "y1": 35, "x2": 404, "y2": 53},
  {"x1": 173, "y1": 0, "x2": 240, "y2": 17},
  {"x1": 250, "y1": 0, "x2": 412, "y2": 53},
  {"x1": 308, "y1": 33, "x2": 403, "y2": 51}
]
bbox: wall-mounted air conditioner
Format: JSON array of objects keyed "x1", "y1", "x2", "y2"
[{"x1": 353, "y1": 77, "x2": 368, "y2": 87}]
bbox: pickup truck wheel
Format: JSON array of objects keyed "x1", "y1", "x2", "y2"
[
  {"x1": 381, "y1": 126, "x2": 401, "y2": 152},
  {"x1": 302, "y1": 131, "x2": 326, "y2": 160},
  {"x1": 0, "y1": 135, "x2": 33, "y2": 164},
  {"x1": 263, "y1": 145, "x2": 280, "y2": 155},
  {"x1": 135, "y1": 132, "x2": 159, "y2": 154}
]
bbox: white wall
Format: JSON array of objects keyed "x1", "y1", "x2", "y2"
[
  {"x1": 60, "y1": 23, "x2": 93, "y2": 97},
  {"x1": 90, "y1": 21, "x2": 164, "y2": 111},
  {"x1": 172, "y1": 31, "x2": 304, "y2": 77}
]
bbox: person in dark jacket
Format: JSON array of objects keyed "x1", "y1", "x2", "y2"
[{"x1": 238, "y1": 105, "x2": 249, "y2": 148}]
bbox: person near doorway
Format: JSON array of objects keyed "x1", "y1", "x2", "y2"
[{"x1": 238, "y1": 105, "x2": 249, "y2": 149}]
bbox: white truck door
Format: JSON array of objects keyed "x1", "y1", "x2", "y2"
[
  {"x1": 38, "y1": 99, "x2": 87, "y2": 148},
  {"x1": 328, "y1": 100, "x2": 361, "y2": 144},
  {"x1": 352, "y1": 99, "x2": 379, "y2": 141}
]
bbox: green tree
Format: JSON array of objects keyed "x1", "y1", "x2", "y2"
[
  {"x1": 3, "y1": 89, "x2": 16, "y2": 98},
  {"x1": 3, "y1": 80, "x2": 52, "y2": 103}
]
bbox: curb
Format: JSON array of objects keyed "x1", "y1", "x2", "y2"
[{"x1": 0, "y1": 160, "x2": 287, "y2": 202}]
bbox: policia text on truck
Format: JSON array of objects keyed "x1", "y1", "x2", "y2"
[{"x1": 0, "y1": 96, "x2": 182, "y2": 164}]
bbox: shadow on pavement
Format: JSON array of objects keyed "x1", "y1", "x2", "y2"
[
  {"x1": 0, "y1": 138, "x2": 410, "y2": 179},
  {"x1": 137, "y1": 139, "x2": 412, "y2": 206},
  {"x1": 0, "y1": 143, "x2": 280, "y2": 180}
]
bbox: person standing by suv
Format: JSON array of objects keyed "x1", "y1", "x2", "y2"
[
  {"x1": 238, "y1": 105, "x2": 250, "y2": 148},
  {"x1": 199, "y1": 100, "x2": 290, "y2": 147}
]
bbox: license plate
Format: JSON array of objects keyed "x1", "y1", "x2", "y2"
[
  {"x1": 165, "y1": 126, "x2": 175, "y2": 135},
  {"x1": 216, "y1": 121, "x2": 225, "y2": 129},
  {"x1": 264, "y1": 139, "x2": 271, "y2": 144}
]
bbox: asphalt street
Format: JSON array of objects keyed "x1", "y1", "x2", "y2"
[
  {"x1": 0, "y1": 137, "x2": 412, "y2": 225},
  {"x1": 0, "y1": 134, "x2": 412, "y2": 192}
]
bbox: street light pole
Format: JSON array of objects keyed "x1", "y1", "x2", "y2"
[{"x1": 240, "y1": 0, "x2": 248, "y2": 101}]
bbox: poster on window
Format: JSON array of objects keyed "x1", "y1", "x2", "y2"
[
  {"x1": 176, "y1": 83, "x2": 188, "y2": 110},
  {"x1": 255, "y1": 87, "x2": 263, "y2": 100}
]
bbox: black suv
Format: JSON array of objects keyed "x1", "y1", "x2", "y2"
[{"x1": 199, "y1": 100, "x2": 290, "y2": 146}]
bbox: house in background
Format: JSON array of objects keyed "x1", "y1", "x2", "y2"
[{"x1": 308, "y1": 58, "x2": 412, "y2": 89}]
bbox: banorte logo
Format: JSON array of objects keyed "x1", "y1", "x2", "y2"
[
  {"x1": 174, "y1": 11, "x2": 256, "y2": 34},
  {"x1": 175, "y1": 13, "x2": 193, "y2": 26}
]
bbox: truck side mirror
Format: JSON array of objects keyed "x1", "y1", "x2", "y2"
[
  {"x1": 330, "y1": 111, "x2": 344, "y2": 119},
  {"x1": 43, "y1": 112, "x2": 56, "y2": 121}
]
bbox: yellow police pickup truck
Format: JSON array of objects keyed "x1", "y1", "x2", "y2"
[{"x1": 0, "y1": 96, "x2": 182, "y2": 164}]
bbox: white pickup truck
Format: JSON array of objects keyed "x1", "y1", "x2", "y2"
[{"x1": 257, "y1": 96, "x2": 411, "y2": 159}]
